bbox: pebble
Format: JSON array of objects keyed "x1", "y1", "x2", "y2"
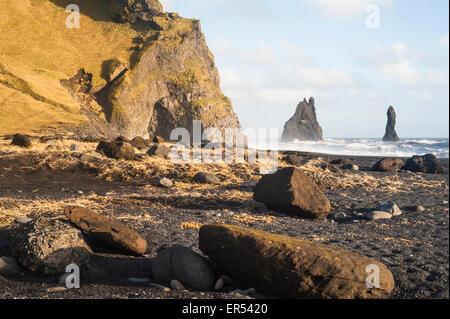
[
  {"x1": 219, "y1": 274, "x2": 234, "y2": 285},
  {"x1": 0, "y1": 256, "x2": 21, "y2": 276},
  {"x1": 14, "y1": 216, "x2": 32, "y2": 224},
  {"x1": 128, "y1": 277, "x2": 151, "y2": 284},
  {"x1": 159, "y1": 178, "x2": 174, "y2": 188},
  {"x1": 149, "y1": 283, "x2": 171, "y2": 292},
  {"x1": 77, "y1": 190, "x2": 84, "y2": 195},
  {"x1": 378, "y1": 203, "x2": 402, "y2": 216},
  {"x1": 214, "y1": 278, "x2": 225, "y2": 291},
  {"x1": 367, "y1": 211, "x2": 393, "y2": 220},
  {"x1": 414, "y1": 205, "x2": 425, "y2": 213},
  {"x1": 170, "y1": 279, "x2": 187, "y2": 291},
  {"x1": 331, "y1": 212, "x2": 346, "y2": 219}
]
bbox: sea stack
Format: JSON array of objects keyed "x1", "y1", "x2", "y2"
[
  {"x1": 383, "y1": 106, "x2": 400, "y2": 142},
  {"x1": 281, "y1": 97, "x2": 324, "y2": 142}
]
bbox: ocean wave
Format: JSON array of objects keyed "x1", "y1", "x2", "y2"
[{"x1": 249, "y1": 138, "x2": 449, "y2": 158}]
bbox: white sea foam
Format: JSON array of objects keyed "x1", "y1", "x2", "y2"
[{"x1": 249, "y1": 138, "x2": 449, "y2": 159}]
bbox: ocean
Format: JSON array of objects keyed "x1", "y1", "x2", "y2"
[{"x1": 250, "y1": 138, "x2": 449, "y2": 159}]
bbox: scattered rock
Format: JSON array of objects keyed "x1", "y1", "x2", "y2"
[
  {"x1": 11, "y1": 134, "x2": 32, "y2": 148},
  {"x1": 193, "y1": 172, "x2": 220, "y2": 184},
  {"x1": 322, "y1": 163, "x2": 343, "y2": 174},
  {"x1": 367, "y1": 211, "x2": 393, "y2": 220},
  {"x1": 284, "y1": 155, "x2": 303, "y2": 166},
  {"x1": 331, "y1": 212, "x2": 346, "y2": 219},
  {"x1": 64, "y1": 206, "x2": 147, "y2": 255},
  {"x1": 130, "y1": 136, "x2": 151, "y2": 150},
  {"x1": 116, "y1": 136, "x2": 130, "y2": 142},
  {"x1": 378, "y1": 203, "x2": 402, "y2": 217},
  {"x1": 9, "y1": 217, "x2": 93, "y2": 275},
  {"x1": 253, "y1": 167, "x2": 331, "y2": 219},
  {"x1": 342, "y1": 164, "x2": 359, "y2": 171},
  {"x1": 149, "y1": 282, "x2": 171, "y2": 292},
  {"x1": 14, "y1": 216, "x2": 32, "y2": 225},
  {"x1": 413, "y1": 205, "x2": 425, "y2": 213},
  {"x1": 0, "y1": 257, "x2": 21, "y2": 276},
  {"x1": 281, "y1": 97, "x2": 324, "y2": 142},
  {"x1": 330, "y1": 159, "x2": 354, "y2": 166},
  {"x1": 159, "y1": 178, "x2": 174, "y2": 188},
  {"x1": 372, "y1": 158, "x2": 404, "y2": 172},
  {"x1": 109, "y1": 0, "x2": 163, "y2": 23},
  {"x1": 79, "y1": 151, "x2": 102, "y2": 162},
  {"x1": 214, "y1": 278, "x2": 225, "y2": 291},
  {"x1": 199, "y1": 224, "x2": 395, "y2": 299},
  {"x1": 383, "y1": 106, "x2": 400, "y2": 142},
  {"x1": 96, "y1": 140, "x2": 135, "y2": 160},
  {"x1": 70, "y1": 144, "x2": 81, "y2": 152},
  {"x1": 402, "y1": 154, "x2": 445, "y2": 174},
  {"x1": 147, "y1": 144, "x2": 171, "y2": 159},
  {"x1": 152, "y1": 245, "x2": 215, "y2": 291}
]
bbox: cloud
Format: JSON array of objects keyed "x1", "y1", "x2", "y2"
[
  {"x1": 441, "y1": 34, "x2": 449, "y2": 49},
  {"x1": 367, "y1": 43, "x2": 448, "y2": 88},
  {"x1": 307, "y1": 0, "x2": 394, "y2": 19}
]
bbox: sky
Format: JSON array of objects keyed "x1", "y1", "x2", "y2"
[{"x1": 159, "y1": 0, "x2": 449, "y2": 138}]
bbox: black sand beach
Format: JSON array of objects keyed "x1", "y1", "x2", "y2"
[{"x1": 0, "y1": 139, "x2": 448, "y2": 299}]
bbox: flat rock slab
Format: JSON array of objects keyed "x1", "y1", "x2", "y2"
[
  {"x1": 253, "y1": 167, "x2": 331, "y2": 219},
  {"x1": 64, "y1": 206, "x2": 147, "y2": 255},
  {"x1": 199, "y1": 224, "x2": 395, "y2": 299}
]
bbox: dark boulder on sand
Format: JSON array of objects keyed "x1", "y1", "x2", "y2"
[
  {"x1": 10, "y1": 217, "x2": 93, "y2": 275},
  {"x1": 281, "y1": 97, "x2": 323, "y2": 142},
  {"x1": 372, "y1": 158, "x2": 404, "y2": 172},
  {"x1": 383, "y1": 106, "x2": 400, "y2": 142},
  {"x1": 284, "y1": 154, "x2": 303, "y2": 166},
  {"x1": 130, "y1": 136, "x2": 151, "y2": 150},
  {"x1": 152, "y1": 245, "x2": 215, "y2": 291},
  {"x1": 193, "y1": 172, "x2": 221, "y2": 184},
  {"x1": 96, "y1": 140, "x2": 135, "y2": 160},
  {"x1": 199, "y1": 224, "x2": 395, "y2": 299},
  {"x1": 11, "y1": 134, "x2": 32, "y2": 148},
  {"x1": 64, "y1": 206, "x2": 147, "y2": 255},
  {"x1": 402, "y1": 154, "x2": 445, "y2": 174},
  {"x1": 253, "y1": 167, "x2": 331, "y2": 219},
  {"x1": 147, "y1": 144, "x2": 170, "y2": 159}
]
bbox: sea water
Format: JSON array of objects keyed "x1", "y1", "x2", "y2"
[{"x1": 249, "y1": 138, "x2": 449, "y2": 159}]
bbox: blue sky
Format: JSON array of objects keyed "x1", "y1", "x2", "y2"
[{"x1": 160, "y1": 0, "x2": 449, "y2": 138}]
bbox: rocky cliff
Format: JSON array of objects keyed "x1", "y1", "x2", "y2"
[
  {"x1": 281, "y1": 97, "x2": 324, "y2": 142},
  {"x1": 383, "y1": 106, "x2": 400, "y2": 142},
  {"x1": 0, "y1": 0, "x2": 241, "y2": 139}
]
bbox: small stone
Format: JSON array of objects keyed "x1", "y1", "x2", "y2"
[
  {"x1": 80, "y1": 152, "x2": 101, "y2": 162},
  {"x1": 14, "y1": 216, "x2": 32, "y2": 224},
  {"x1": 331, "y1": 212, "x2": 346, "y2": 219},
  {"x1": 150, "y1": 282, "x2": 170, "y2": 292},
  {"x1": 70, "y1": 144, "x2": 80, "y2": 151},
  {"x1": 378, "y1": 203, "x2": 402, "y2": 216},
  {"x1": 193, "y1": 172, "x2": 220, "y2": 184},
  {"x1": 170, "y1": 279, "x2": 187, "y2": 291},
  {"x1": 147, "y1": 144, "x2": 170, "y2": 159},
  {"x1": 367, "y1": 211, "x2": 393, "y2": 220},
  {"x1": 159, "y1": 178, "x2": 173, "y2": 188},
  {"x1": 11, "y1": 134, "x2": 32, "y2": 148},
  {"x1": 214, "y1": 278, "x2": 225, "y2": 291},
  {"x1": 0, "y1": 257, "x2": 21, "y2": 276},
  {"x1": 414, "y1": 205, "x2": 425, "y2": 213},
  {"x1": 77, "y1": 190, "x2": 84, "y2": 195},
  {"x1": 128, "y1": 277, "x2": 151, "y2": 284}
]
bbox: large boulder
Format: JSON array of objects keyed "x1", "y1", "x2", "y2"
[
  {"x1": 253, "y1": 167, "x2": 331, "y2": 219},
  {"x1": 10, "y1": 217, "x2": 93, "y2": 275},
  {"x1": 402, "y1": 154, "x2": 445, "y2": 174},
  {"x1": 372, "y1": 158, "x2": 404, "y2": 172},
  {"x1": 383, "y1": 106, "x2": 400, "y2": 142},
  {"x1": 281, "y1": 97, "x2": 323, "y2": 142},
  {"x1": 96, "y1": 140, "x2": 135, "y2": 160},
  {"x1": 152, "y1": 245, "x2": 215, "y2": 291},
  {"x1": 199, "y1": 225, "x2": 395, "y2": 299},
  {"x1": 64, "y1": 206, "x2": 147, "y2": 255}
]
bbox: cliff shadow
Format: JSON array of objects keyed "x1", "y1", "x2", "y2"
[{"x1": 48, "y1": 0, "x2": 112, "y2": 22}]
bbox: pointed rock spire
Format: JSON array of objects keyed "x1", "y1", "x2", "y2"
[{"x1": 383, "y1": 106, "x2": 400, "y2": 142}]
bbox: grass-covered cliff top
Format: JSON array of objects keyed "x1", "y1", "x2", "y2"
[{"x1": 0, "y1": 0, "x2": 199, "y2": 135}]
